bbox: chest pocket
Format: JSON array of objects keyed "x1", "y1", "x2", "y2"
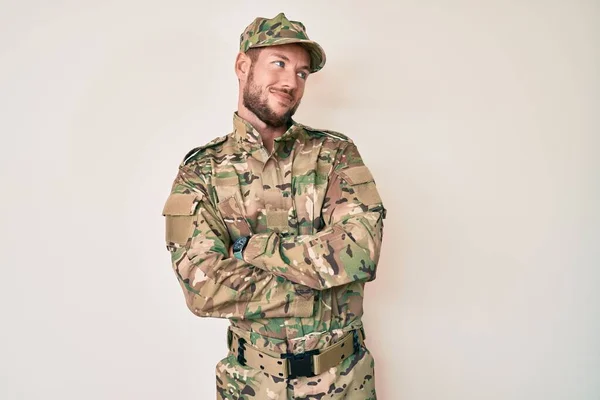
[{"x1": 212, "y1": 173, "x2": 253, "y2": 239}]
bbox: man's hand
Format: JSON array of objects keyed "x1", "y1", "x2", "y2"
[{"x1": 228, "y1": 245, "x2": 235, "y2": 259}]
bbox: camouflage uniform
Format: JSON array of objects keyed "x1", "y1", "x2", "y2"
[{"x1": 162, "y1": 13, "x2": 386, "y2": 400}]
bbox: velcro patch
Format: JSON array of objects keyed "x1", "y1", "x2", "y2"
[
  {"x1": 162, "y1": 193, "x2": 203, "y2": 216},
  {"x1": 266, "y1": 209, "x2": 290, "y2": 232},
  {"x1": 213, "y1": 175, "x2": 240, "y2": 186},
  {"x1": 336, "y1": 165, "x2": 374, "y2": 185}
]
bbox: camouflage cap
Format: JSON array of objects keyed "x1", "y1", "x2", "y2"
[{"x1": 239, "y1": 12, "x2": 326, "y2": 73}]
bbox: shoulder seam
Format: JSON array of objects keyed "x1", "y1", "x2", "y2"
[
  {"x1": 300, "y1": 124, "x2": 352, "y2": 142},
  {"x1": 181, "y1": 134, "x2": 228, "y2": 165}
]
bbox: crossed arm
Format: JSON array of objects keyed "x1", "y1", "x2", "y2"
[
  {"x1": 242, "y1": 142, "x2": 386, "y2": 290},
  {"x1": 163, "y1": 167, "x2": 314, "y2": 320},
  {"x1": 162, "y1": 141, "x2": 386, "y2": 319}
]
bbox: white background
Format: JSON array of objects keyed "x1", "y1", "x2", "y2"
[{"x1": 1, "y1": 1, "x2": 598, "y2": 399}]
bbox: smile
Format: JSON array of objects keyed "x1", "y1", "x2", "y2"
[{"x1": 270, "y1": 90, "x2": 293, "y2": 103}]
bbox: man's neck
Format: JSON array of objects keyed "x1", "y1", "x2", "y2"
[{"x1": 237, "y1": 108, "x2": 289, "y2": 153}]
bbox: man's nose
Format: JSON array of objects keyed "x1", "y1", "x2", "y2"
[{"x1": 279, "y1": 69, "x2": 298, "y2": 90}]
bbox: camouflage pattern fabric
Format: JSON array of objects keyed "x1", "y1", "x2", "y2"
[
  {"x1": 239, "y1": 12, "x2": 326, "y2": 73},
  {"x1": 162, "y1": 113, "x2": 386, "y2": 399}
]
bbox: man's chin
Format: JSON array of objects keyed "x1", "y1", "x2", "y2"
[
  {"x1": 266, "y1": 107, "x2": 293, "y2": 121},
  {"x1": 247, "y1": 100, "x2": 295, "y2": 127},
  {"x1": 269, "y1": 99, "x2": 293, "y2": 114},
  {"x1": 262, "y1": 114, "x2": 291, "y2": 128}
]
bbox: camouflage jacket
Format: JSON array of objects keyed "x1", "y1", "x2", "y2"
[{"x1": 162, "y1": 112, "x2": 386, "y2": 340}]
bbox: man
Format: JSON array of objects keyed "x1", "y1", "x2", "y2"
[{"x1": 162, "y1": 12, "x2": 386, "y2": 399}]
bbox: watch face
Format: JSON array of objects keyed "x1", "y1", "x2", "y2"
[{"x1": 233, "y1": 236, "x2": 247, "y2": 251}]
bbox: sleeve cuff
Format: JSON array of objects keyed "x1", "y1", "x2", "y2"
[{"x1": 243, "y1": 233, "x2": 272, "y2": 264}]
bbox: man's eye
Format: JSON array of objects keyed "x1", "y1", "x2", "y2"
[
  {"x1": 274, "y1": 61, "x2": 285, "y2": 67},
  {"x1": 297, "y1": 71, "x2": 308, "y2": 80}
]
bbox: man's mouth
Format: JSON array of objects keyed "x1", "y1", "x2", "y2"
[{"x1": 270, "y1": 89, "x2": 293, "y2": 103}]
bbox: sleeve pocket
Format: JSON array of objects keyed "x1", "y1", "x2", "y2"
[
  {"x1": 162, "y1": 193, "x2": 203, "y2": 247},
  {"x1": 336, "y1": 165, "x2": 382, "y2": 205}
]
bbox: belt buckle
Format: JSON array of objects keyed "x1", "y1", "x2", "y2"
[
  {"x1": 236, "y1": 337, "x2": 247, "y2": 366},
  {"x1": 353, "y1": 329, "x2": 361, "y2": 353},
  {"x1": 281, "y1": 349, "x2": 320, "y2": 379}
]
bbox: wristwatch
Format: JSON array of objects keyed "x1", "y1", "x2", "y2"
[{"x1": 232, "y1": 236, "x2": 250, "y2": 261}]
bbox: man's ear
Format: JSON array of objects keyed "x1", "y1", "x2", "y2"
[{"x1": 235, "y1": 52, "x2": 251, "y2": 82}]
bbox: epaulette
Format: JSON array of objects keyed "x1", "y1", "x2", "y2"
[
  {"x1": 300, "y1": 124, "x2": 352, "y2": 142},
  {"x1": 181, "y1": 134, "x2": 228, "y2": 165}
]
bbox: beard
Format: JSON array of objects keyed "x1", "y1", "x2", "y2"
[{"x1": 243, "y1": 67, "x2": 300, "y2": 128}]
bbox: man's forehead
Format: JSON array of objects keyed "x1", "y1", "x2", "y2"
[{"x1": 259, "y1": 45, "x2": 311, "y2": 64}]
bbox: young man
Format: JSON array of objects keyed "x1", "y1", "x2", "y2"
[{"x1": 162, "y1": 12, "x2": 386, "y2": 399}]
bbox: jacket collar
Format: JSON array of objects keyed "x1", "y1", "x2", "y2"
[{"x1": 232, "y1": 112, "x2": 303, "y2": 149}]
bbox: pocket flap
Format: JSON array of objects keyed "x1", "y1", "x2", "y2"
[
  {"x1": 162, "y1": 193, "x2": 203, "y2": 216},
  {"x1": 336, "y1": 165, "x2": 374, "y2": 185},
  {"x1": 217, "y1": 195, "x2": 253, "y2": 237}
]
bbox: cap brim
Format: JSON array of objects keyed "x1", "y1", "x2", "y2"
[{"x1": 248, "y1": 38, "x2": 326, "y2": 73}]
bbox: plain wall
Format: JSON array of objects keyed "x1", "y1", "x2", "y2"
[{"x1": 1, "y1": 1, "x2": 598, "y2": 399}]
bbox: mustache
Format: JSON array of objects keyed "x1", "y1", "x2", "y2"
[{"x1": 270, "y1": 87, "x2": 295, "y2": 98}]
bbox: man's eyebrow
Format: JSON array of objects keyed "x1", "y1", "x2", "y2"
[
  {"x1": 271, "y1": 52, "x2": 291, "y2": 62},
  {"x1": 270, "y1": 52, "x2": 310, "y2": 71}
]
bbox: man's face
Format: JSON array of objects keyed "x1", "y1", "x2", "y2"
[{"x1": 242, "y1": 44, "x2": 311, "y2": 128}]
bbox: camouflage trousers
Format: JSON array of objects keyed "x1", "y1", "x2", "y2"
[{"x1": 215, "y1": 326, "x2": 377, "y2": 399}]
